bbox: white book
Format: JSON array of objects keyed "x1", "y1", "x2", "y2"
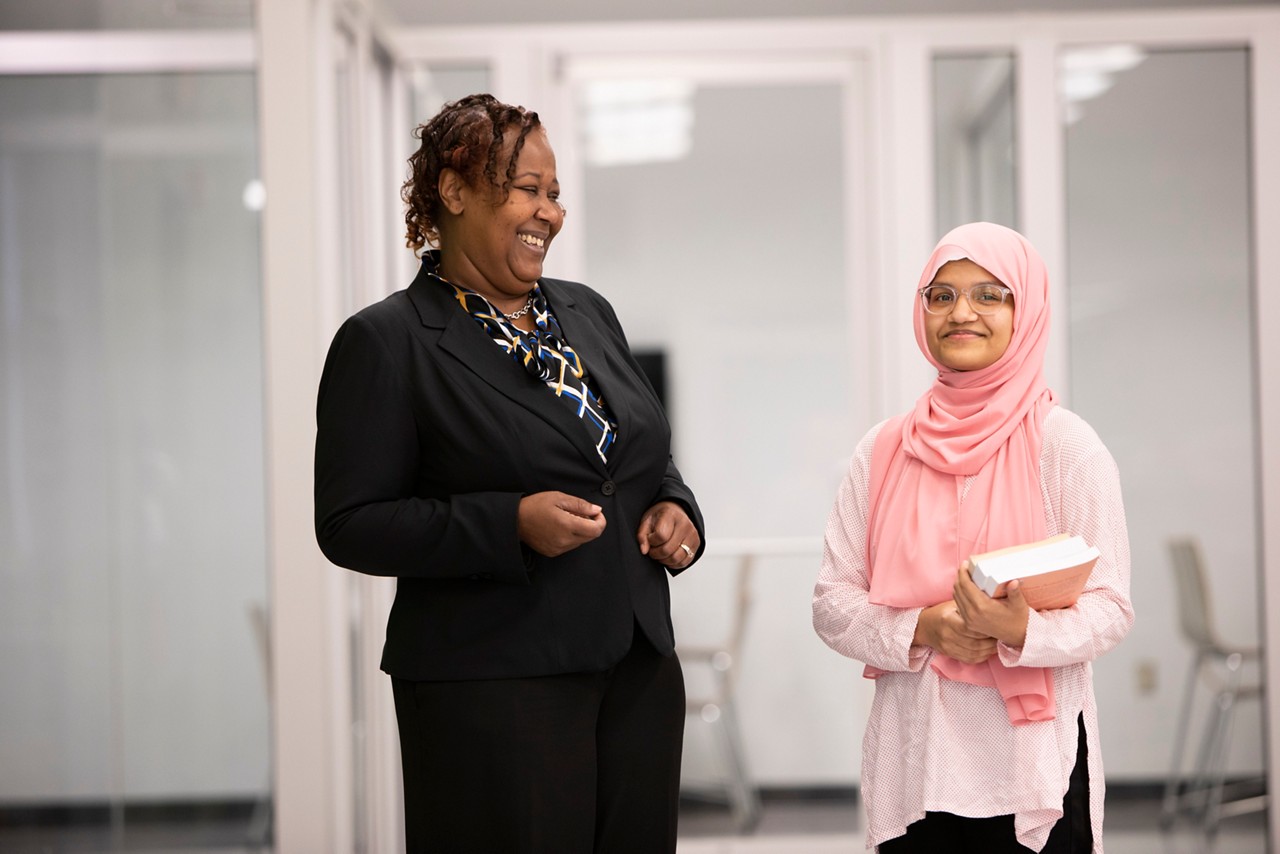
[{"x1": 969, "y1": 534, "x2": 1101, "y2": 611}]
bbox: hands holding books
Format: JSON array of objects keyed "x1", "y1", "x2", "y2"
[
  {"x1": 953, "y1": 562, "x2": 1030, "y2": 649},
  {"x1": 912, "y1": 562, "x2": 1031, "y2": 663},
  {"x1": 913, "y1": 599, "x2": 998, "y2": 664},
  {"x1": 920, "y1": 535, "x2": 1096, "y2": 659}
]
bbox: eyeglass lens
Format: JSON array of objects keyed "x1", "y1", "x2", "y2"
[{"x1": 921, "y1": 285, "x2": 1008, "y2": 315}]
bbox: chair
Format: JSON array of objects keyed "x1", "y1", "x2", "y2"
[
  {"x1": 1160, "y1": 537, "x2": 1266, "y2": 835},
  {"x1": 678, "y1": 552, "x2": 761, "y2": 834}
]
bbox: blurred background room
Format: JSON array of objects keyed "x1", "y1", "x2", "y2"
[{"x1": 1, "y1": 0, "x2": 1279, "y2": 852}]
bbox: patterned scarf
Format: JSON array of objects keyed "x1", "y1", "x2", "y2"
[{"x1": 424, "y1": 255, "x2": 619, "y2": 463}]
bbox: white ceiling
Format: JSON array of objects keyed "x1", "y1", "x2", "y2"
[
  {"x1": 0, "y1": 0, "x2": 1271, "y2": 31},
  {"x1": 378, "y1": 0, "x2": 1277, "y2": 28}
]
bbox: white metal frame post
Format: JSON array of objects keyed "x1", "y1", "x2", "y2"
[
  {"x1": 257, "y1": 0, "x2": 356, "y2": 850},
  {"x1": 260, "y1": 0, "x2": 410, "y2": 850},
  {"x1": 1253, "y1": 20, "x2": 1280, "y2": 853},
  {"x1": 332, "y1": 5, "x2": 411, "y2": 851},
  {"x1": 879, "y1": 31, "x2": 938, "y2": 418},
  {"x1": 1013, "y1": 36, "x2": 1068, "y2": 403}
]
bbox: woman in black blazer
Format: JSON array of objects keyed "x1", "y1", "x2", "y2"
[{"x1": 314, "y1": 94, "x2": 704, "y2": 854}]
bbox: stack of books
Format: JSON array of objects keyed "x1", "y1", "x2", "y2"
[{"x1": 969, "y1": 534, "x2": 1100, "y2": 611}]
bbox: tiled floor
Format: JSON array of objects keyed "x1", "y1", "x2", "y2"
[
  {"x1": 679, "y1": 793, "x2": 1269, "y2": 853},
  {"x1": 0, "y1": 795, "x2": 1267, "y2": 852}
]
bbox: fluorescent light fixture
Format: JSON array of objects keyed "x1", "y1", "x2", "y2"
[
  {"x1": 581, "y1": 78, "x2": 695, "y2": 167},
  {"x1": 1060, "y1": 70, "x2": 1113, "y2": 103},
  {"x1": 1059, "y1": 43, "x2": 1148, "y2": 124},
  {"x1": 1060, "y1": 44, "x2": 1146, "y2": 77},
  {"x1": 1059, "y1": 44, "x2": 1147, "y2": 104}
]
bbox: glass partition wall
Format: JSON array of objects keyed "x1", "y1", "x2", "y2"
[
  {"x1": 1060, "y1": 44, "x2": 1262, "y2": 791},
  {"x1": 927, "y1": 35, "x2": 1266, "y2": 841},
  {"x1": 933, "y1": 54, "x2": 1017, "y2": 235},
  {"x1": 0, "y1": 69, "x2": 270, "y2": 849},
  {"x1": 0, "y1": 8, "x2": 408, "y2": 849}
]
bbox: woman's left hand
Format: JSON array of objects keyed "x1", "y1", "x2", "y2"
[
  {"x1": 952, "y1": 561, "x2": 1030, "y2": 648},
  {"x1": 636, "y1": 501, "x2": 700, "y2": 569}
]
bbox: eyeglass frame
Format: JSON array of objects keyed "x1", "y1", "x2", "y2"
[{"x1": 916, "y1": 283, "x2": 1014, "y2": 316}]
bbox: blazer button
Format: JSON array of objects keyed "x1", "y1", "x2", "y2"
[{"x1": 601, "y1": 480, "x2": 616, "y2": 496}]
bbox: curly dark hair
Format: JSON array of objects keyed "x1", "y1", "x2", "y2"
[{"x1": 402, "y1": 93, "x2": 542, "y2": 253}]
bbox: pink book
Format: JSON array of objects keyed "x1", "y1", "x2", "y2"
[{"x1": 969, "y1": 534, "x2": 1100, "y2": 611}]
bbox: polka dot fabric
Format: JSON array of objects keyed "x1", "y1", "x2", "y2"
[{"x1": 813, "y1": 407, "x2": 1133, "y2": 852}]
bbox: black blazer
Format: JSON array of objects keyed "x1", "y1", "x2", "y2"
[{"x1": 315, "y1": 261, "x2": 704, "y2": 682}]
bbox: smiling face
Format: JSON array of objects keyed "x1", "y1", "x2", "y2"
[
  {"x1": 437, "y1": 126, "x2": 564, "y2": 312},
  {"x1": 922, "y1": 258, "x2": 1015, "y2": 372}
]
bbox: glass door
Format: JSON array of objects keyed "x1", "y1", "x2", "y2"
[
  {"x1": 562, "y1": 53, "x2": 873, "y2": 797},
  {"x1": 927, "y1": 34, "x2": 1265, "y2": 837},
  {"x1": 1060, "y1": 44, "x2": 1262, "y2": 787}
]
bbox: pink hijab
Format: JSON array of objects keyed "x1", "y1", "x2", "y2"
[{"x1": 865, "y1": 222, "x2": 1059, "y2": 725}]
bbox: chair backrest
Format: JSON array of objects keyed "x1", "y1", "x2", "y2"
[{"x1": 1167, "y1": 537, "x2": 1218, "y2": 651}]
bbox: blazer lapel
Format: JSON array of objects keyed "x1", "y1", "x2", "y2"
[
  {"x1": 406, "y1": 266, "x2": 611, "y2": 476},
  {"x1": 541, "y1": 282, "x2": 635, "y2": 444}
]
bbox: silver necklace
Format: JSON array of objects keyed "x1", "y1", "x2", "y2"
[
  {"x1": 431, "y1": 265, "x2": 534, "y2": 322},
  {"x1": 504, "y1": 295, "x2": 534, "y2": 320}
]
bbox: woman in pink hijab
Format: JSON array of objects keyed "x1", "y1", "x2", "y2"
[{"x1": 813, "y1": 223, "x2": 1133, "y2": 853}]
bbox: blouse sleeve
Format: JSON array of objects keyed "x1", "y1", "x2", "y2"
[
  {"x1": 999, "y1": 412, "x2": 1135, "y2": 668},
  {"x1": 813, "y1": 425, "x2": 930, "y2": 673}
]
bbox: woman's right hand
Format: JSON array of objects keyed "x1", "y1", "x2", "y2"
[
  {"x1": 914, "y1": 600, "x2": 997, "y2": 664},
  {"x1": 517, "y1": 492, "x2": 608, "y2": 557}
]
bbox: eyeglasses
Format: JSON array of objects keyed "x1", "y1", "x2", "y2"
[{"x1": 917, "y1": 284, "x2": 1013, "y2": 315}]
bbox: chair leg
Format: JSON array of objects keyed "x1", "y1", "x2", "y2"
[
  {"x1": 713, "y1": 698, "x2": 760, "y2": 834},
  {"x1": 1182, "y1": 681, "x2": 1230, "y2": 823},
  {"x1": 1202, "y1": 654, "x2": 1246, "y2": 838},
  {"x1": 1192, "y1": 690, "x2": 1230, "y2": 831},
  {"x1": 1161, "y1": 654, "x2": 1202, "y2": 827}
]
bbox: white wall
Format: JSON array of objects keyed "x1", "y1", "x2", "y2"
[{"x1": 381, "y1": 0, "x2": 1280, "y2": 27}]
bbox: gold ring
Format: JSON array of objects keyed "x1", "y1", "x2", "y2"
[{"x1": 679, "y1": 543, "x2": 693, "y2": 559}]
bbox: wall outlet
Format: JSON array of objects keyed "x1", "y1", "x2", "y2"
[{"x1": 1136, "y1": 659, "x2": 1158, "y2": 696}]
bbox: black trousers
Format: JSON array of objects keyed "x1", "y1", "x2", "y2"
[
  {"x1": 878, "y1": 714, "x2": 1093, "y2": 854},
  {"x1": 391, "y1": 625, "x2": 685, "y2": 854}
]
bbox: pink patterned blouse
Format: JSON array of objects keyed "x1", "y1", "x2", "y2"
[{"x1": 813, "y1": 406, "x2": 1133, "y2": 852}]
